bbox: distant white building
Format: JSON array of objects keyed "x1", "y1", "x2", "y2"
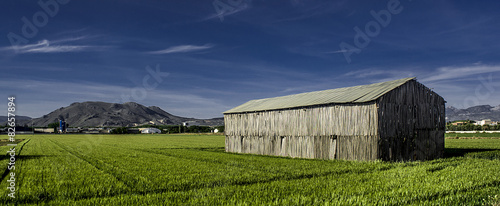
[
  {"x1": 34, "y1": 128, "x2": 55, "y2": 133},
  {"x1": 141, "y1": 128, "x2": 161, "y2": 134},
  {"x1": 182, "y1": 121, "x2": 200, "y2": 127},
  {"x1": 475, "y1": 119, "x2": 493, "y2": 126},
  {"x1": 66, "y1": 128, "x2": 81, "y2": 133}
]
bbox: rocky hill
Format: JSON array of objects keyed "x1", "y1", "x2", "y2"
[
  {"x1": 446, "y1": 104, "x2": 500, "y2": 122},
  {"x1": 0, "y1": 115, "x2": 32, "y2": 126},
  {"x1": 11, "y1": 101, "x2": 223, "y2": 127}
]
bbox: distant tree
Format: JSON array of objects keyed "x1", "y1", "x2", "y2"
[
  {"x1": 178, "y1": 125, "x2": 187, "y2": 133},
  {"x1": 135, "y1": 124, "x2": 160, "y2": 128},
  {"x1": 48, "y1": 122, "x2": 59, "y2": 133},
  {"x1": 111, "y1": 127, "x2": 128, "y2": 134},
  {"x1": 464, "y1": 123, "x2": 474, "y2": 131},
  {"x1": 165, "y1": 125, "x2": 181, "y2": 133},
  {"x1": 450, "y1": 125, "x2": 457, "y2": 131},
  {"x1": 191, "y1": 126, "x2": 211, "y2": 133},
  {"x1": 48, "y1": 122, "x2": 59, "y2": 128}
]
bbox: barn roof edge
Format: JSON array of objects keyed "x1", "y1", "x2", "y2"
[{"x1": 223, "y1": 77, "x2": 417, "y2": 114}]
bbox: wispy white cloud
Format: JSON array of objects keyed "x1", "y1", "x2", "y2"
[
  {"x1": 202, "y1": 1, "x2": 250, "y2": 22},
  {"x1": 0, "y1": 37, "x2": 105, "y2": 54},
  {"x1": 18, "y1": 40, "x2": 90, "y2": 53},
  {"x1": 420, "y1": 64, "x2": 500, "y2": 82},
  {"x1": 325, "y1": 49, "x2": 352, "y2": 54},
  {"x1": 51, "y1": 36, "x2": 90, "y2": 44},
  {"x1": 341, "y1": 64, "x2": 500, "y2": 109},
  {"x1": 343, "y1": 64, "x2": 500, "y2": 84},
  {"x1": 343, "y1": 68, "x2": 416, "y2": 82},
  {"x1": 149, "y1": 44, "x2": 214, "y2": 54}
]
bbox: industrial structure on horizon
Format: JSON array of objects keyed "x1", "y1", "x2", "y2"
[{"x1": 59, "y1": 119, "x2": 66, "y2": 133}]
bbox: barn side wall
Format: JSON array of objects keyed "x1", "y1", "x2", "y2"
[
  {"x1": 224, "y1": 103, "x2": 379, "y2": 160},
  {"x1": 377, "y1": 80, "x2": 446, "y2": 161}
]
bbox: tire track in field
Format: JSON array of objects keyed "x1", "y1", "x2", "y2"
[
  {"x1": 35, "y1": 141, "x2": 388, "y2": 203},
  {"x1": 99, "y1": 143, "x2": 295, "y2": 173},
  {"x1": 401, "y1": 179, "x2": 500, "y2": 205},
  {"x1": 46, "y1": 138, "x2": 135, "y2": 192},
  {"x1": 0, "y1": 138, "x2": 31, "y2": 182},
  {"x1": 101, "y1": 143, "x2": 375, "y2": 189},
  {"x1": 102, "y1": 143, "x2": 281, "y2": 174}
]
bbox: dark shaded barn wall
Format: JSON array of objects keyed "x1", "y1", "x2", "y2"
[
  {"x1": 224, "y1": 103, "x2": 379, "y2": 160},
  {"x1": 377, "y1": 80, "x2": 446, "y2": 161}
]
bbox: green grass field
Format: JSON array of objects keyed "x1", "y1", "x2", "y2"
[
  {"x1": 446, "y1": 132, "x2": 500, "y2": 139},
  {"x1": 1, "y1": 134, "x2": 499, "y2": 205}
]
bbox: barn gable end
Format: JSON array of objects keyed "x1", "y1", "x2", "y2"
[
  {"x1": 377, "y1": 79, "x2": 445, "y2": 161},
  {"x1": 224, "y1": 78, "x2": 445, "y2": 161}
]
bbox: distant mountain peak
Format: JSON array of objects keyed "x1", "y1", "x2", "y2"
[
  {"x1": 492, "y1": 105, "x2": 500, "y2": 111},
  {"x1": 21, "y1": 101, "x2": 222, "y2": 127},
  {"x1": 446, "y1": 104, "x2": 500, "y2": 122}
]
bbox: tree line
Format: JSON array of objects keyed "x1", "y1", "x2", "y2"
[
  {"x1": 446, "y1": 121, "x2": 500, "y2": 131},
  {"x1": 111, "y1": 125, "x2": 224, "y2": 134}
]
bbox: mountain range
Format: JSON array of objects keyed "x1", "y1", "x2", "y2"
[
  {"x1": 445, "y1": 104, "x2": 500, "y2": 122},
  {"x1": 1, "y1": 101, "x2": 223, "y2": 127}
]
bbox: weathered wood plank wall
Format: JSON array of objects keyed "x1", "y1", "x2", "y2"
[
  {"x1": 377, "y1": 80, "x2": 446, "y2": 161},
  {"x1": 225, "y1": 103, "x2": 379, "y2": 160}
]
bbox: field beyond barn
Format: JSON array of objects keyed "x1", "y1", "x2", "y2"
[{"x1": 1, "y1": 134, "x2": 499, "y2": 205}]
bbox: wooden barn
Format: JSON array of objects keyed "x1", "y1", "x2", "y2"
[{"x1": 223, "y1": 77, "x2": 445, "y2": 161}]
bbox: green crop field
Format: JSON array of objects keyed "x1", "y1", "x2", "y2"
[
  {"x1": 446, "y1": 132, "x2": 500, "y2": 139},
  {"x1": 1, "y1": 134, "x2": 500, "y2": 205}
]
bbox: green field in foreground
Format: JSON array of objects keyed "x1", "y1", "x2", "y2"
[
  {"x1": 445, "y1": 132, "x2": 500, "y2": 138},
  {"x1": 1, "y1": 134, "x2": 499, "y2": 205}
]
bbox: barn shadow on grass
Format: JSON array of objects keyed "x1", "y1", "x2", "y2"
[
  {"x1": 190, "y1": 147, "x2": 225, "y2": 152},
  {"x1": 154, "y1": 147, "x2": 226, "y2": 152},
  {"x1": 444, "y1": 148, "x2": 498, "y2": 158},
  {"x1": 0, "y1": 154, "x2": 54, "y2": 161}
]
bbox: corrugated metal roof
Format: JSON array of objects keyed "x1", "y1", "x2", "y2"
[{"x1": 224, "y1": 77, "x2": 415, "y2": 114}]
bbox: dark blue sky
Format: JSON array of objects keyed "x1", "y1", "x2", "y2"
[{"x1": 1, "y1": 0, "x2": 500, "y2": 118}]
